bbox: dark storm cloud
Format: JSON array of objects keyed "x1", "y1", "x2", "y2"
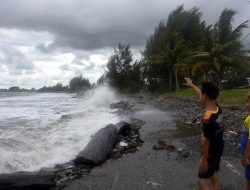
[
  {"x1": 0, "y1": 0, "x2": 157, "y2": 51},
  {"x1": 0, "y1": 0, "x2": 249, "y2": 52}
]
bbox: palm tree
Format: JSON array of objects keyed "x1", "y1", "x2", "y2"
[
  {"x1": 143, "y1": 5, "x2": 205, "y2": 91},
  {"x1": 192, "y1": 8, "x2": 249, "y2": 88},
  {"x1": 158, "y1": 33, "x2": 190, "y2": 91}
]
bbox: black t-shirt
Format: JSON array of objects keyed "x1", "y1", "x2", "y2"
[{"x1": 201, "y1": 105, "x2": 224, "y2": 161}]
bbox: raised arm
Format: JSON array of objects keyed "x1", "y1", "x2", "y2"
[{"x1": 184, "y1": 77, "x2": 202, "y2": 100}]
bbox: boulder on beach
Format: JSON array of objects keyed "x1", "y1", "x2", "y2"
[
  {"x1": 116, "y1": 121, "x2": 132, "y2": 136},
  {"x1": 74, "y1": 124, "x2": 117, "y2": 166},
  {"x1": 0, "y1": 171, "x2": 55, "y2": 190}
]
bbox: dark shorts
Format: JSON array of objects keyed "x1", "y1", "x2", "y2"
[
  {"x1": 240, "y1": 130, "x2": 250, "y2": 180},
  {"x1": 198, "y1": 154, "x2": 222, "y2": 179}
]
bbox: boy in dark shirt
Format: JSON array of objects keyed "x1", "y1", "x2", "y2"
[{"x1": 184, "y1": 78, "x2": 224, "y2": 190}]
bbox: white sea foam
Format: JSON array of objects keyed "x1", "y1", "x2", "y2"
[{"x1": 0, "y1": 86, "x2": 120, "y2": 173}]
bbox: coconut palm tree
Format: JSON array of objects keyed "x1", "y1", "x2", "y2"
[
  {"x1": 143, "y1": 5, "x2": 205, "y2": 91},
  {"x1": 192, "y1": 8, "x2": 249, "y2": 88},
  {"x1": 158, "y1": 33, "x2": 190, "y2": 91}
]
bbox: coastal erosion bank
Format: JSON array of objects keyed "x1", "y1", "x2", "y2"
[{"x1": 0, "y1": 119, "x2": 144, "y2": 190}]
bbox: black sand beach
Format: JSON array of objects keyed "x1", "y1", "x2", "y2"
[{"x1": 63, "y1": 94, "x2": 246, "y2": 190}]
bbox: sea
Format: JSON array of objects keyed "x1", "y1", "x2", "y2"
[{"x1": 0, "y1": 86, "x2": 121, "y2": 174}]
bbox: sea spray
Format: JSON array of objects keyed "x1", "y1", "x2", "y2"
[{"x1": 0, "y1": 86, "x2": 120, "y2": 173}]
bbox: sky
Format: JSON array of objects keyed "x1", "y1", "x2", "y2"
[{"x1": 0, "y1": 0, "x2": 249, "y2": 89}]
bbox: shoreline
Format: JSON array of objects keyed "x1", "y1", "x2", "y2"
[
  {"x1": 0, "y1": 94, "x2": 246, "y2": 189},
  {"x1": 63, "y1": 94, "x2": 245, "y2": 190},
  {"x1": 0, "y1": 119, "x2": 144, "y2": 190}
]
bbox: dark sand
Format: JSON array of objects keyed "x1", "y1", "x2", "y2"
[{"x1": 64, "y1": 95, "x2": 245, "y2": 190}]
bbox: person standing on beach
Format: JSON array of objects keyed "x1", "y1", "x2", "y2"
[
  {"x1": 184, "y1": 78, "x2": 224, "y2": 190},
  {"x1": 240, "y1": 90, "x2": 250, "y2": 190}
]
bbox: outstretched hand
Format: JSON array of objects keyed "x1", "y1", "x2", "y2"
[{"x1": 184, "y1": 77, "x2": 193, "y2": 87}]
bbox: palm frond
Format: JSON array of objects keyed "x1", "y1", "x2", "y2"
[
  {"x1": 230, "y1": 20, "x2": 249, "y2": 41},
  {"x1": 220, "y1": 55, "x2": 235, "y2": 63},
  {"x1": 192, "y1": 52, "x2": 210, "y2": 58},
  {"x1": 218, "y1": 8, "x2": 237, "y2": 43},
  {"x1": 221, "y1": 40, "x2": 241, "y2": 52}
]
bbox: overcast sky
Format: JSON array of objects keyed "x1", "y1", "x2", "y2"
[{"x1": 0, "y1": 0, "x2": 249, "y2": 88}]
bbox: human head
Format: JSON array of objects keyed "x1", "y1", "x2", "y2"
[
  {"x1": 246, "y1": 89, "x2": 250, "y2": 112},
  {"x1": 200, "y1": 82, "x2": 219, "y2": 104}
]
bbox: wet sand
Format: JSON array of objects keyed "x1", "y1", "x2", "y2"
[{"x1": 64, "y1": 95, "x2": 245, "y2": 190}]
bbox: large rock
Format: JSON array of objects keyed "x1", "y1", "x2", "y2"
[
  {"x1": 116, "y1": 121, "x2": 132, "y2": 136},
  {"x1": 0, "y1": 171, "x2": 55, "y2": 190},
  {"x1": 74, "y1": 124, "x2": 117, "y2": 165}
]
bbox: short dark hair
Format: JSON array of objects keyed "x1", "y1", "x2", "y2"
[{"x1": 201, "y1": 82, "x2": 219, "y2": 100}]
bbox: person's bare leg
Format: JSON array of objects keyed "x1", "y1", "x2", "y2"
[
  {"x1": 247, "y1": 180, "x2": 250, "y2": 190},
  {"x1": 198, "y1": 178, "x2": 210, "y2": 190},
  {"x1": 210, "y1": 172, "x2": 219, "y2": 190}
]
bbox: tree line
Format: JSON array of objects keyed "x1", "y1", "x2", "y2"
[
  {"x1": 36, "y1": 76, "x2": 92, "y2": 92},
  {"x1": 100, "y1": 5, "x2": 250, "y2": 92},
  {"x1": 0, "y1": 75, "x2": 92, "y2": 93}
]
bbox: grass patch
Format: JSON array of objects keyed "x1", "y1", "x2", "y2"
[
  {"x1": 175, "y1": 88, "x2": 195, "y2": 97},
  {"x1": 173, "y1": 88, "x2": 248, "y2": 105},
  {"x1": 218, "y1": 89, "x2": 248, "y2": 105}
]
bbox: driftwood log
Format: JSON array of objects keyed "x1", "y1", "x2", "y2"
[
  {"x1": 74, "y1": 124, "x2": 117, "y2": 165},
  {"x1": 0, "y1": 171, "x2": 55, "y2": 190}
]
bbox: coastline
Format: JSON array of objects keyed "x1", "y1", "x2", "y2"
[
  {"x1": 0, "y1": 93, "x2": 245, "y2": 189},
  {"x1": 63, "y1": 94, "x2": 245, "y2": 190}
]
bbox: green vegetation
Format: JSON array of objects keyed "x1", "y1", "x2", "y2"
[
  {"x1": 173, "y1": 88, "x2": 248, "y2": 104},
  {"x1": 0, "y1": 86, "x2": 35, "y2": 92},
  {"x1": 103, "y1": 43, "x2": 144, "y2": 92},
  {"x1": 174, "y1": 88, "x2": 195, "y2": 97},
  {"x1": 38, "y1": 83, "x2": 68, "y2": 92},
  {"x1": 102, "y1": 5, "x2": 250, "y2": 94},
  {"x1": 69, "y1": 76, "x2": 91, "y2": 92},
  {"x1": 2, "y1": 76, "x2": 92, "y2": 93},
  {"x1": 218, "y1": 89, "x2": 248, "y2": 104},
  {"x1": 37, "y1": 76, "x2": 91, "y2": 92}
]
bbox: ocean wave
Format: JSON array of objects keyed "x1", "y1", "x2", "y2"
[{"x1": 0, "y1": 86, "x2": 120, "y2": 173}]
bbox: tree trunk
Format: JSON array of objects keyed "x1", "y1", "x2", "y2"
[
  {"x1": 174, "y1": 65, "x2": 180, "y2": 91},
  {"x1": 169, "y1": 71, "x2": 172, "y2": 91},
  {"x1": 218, "y1": 73, "x2": 223, "y2": 90},
  {"x1": 218, "y1": 67, "x2": 224, "y2": 89}
]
